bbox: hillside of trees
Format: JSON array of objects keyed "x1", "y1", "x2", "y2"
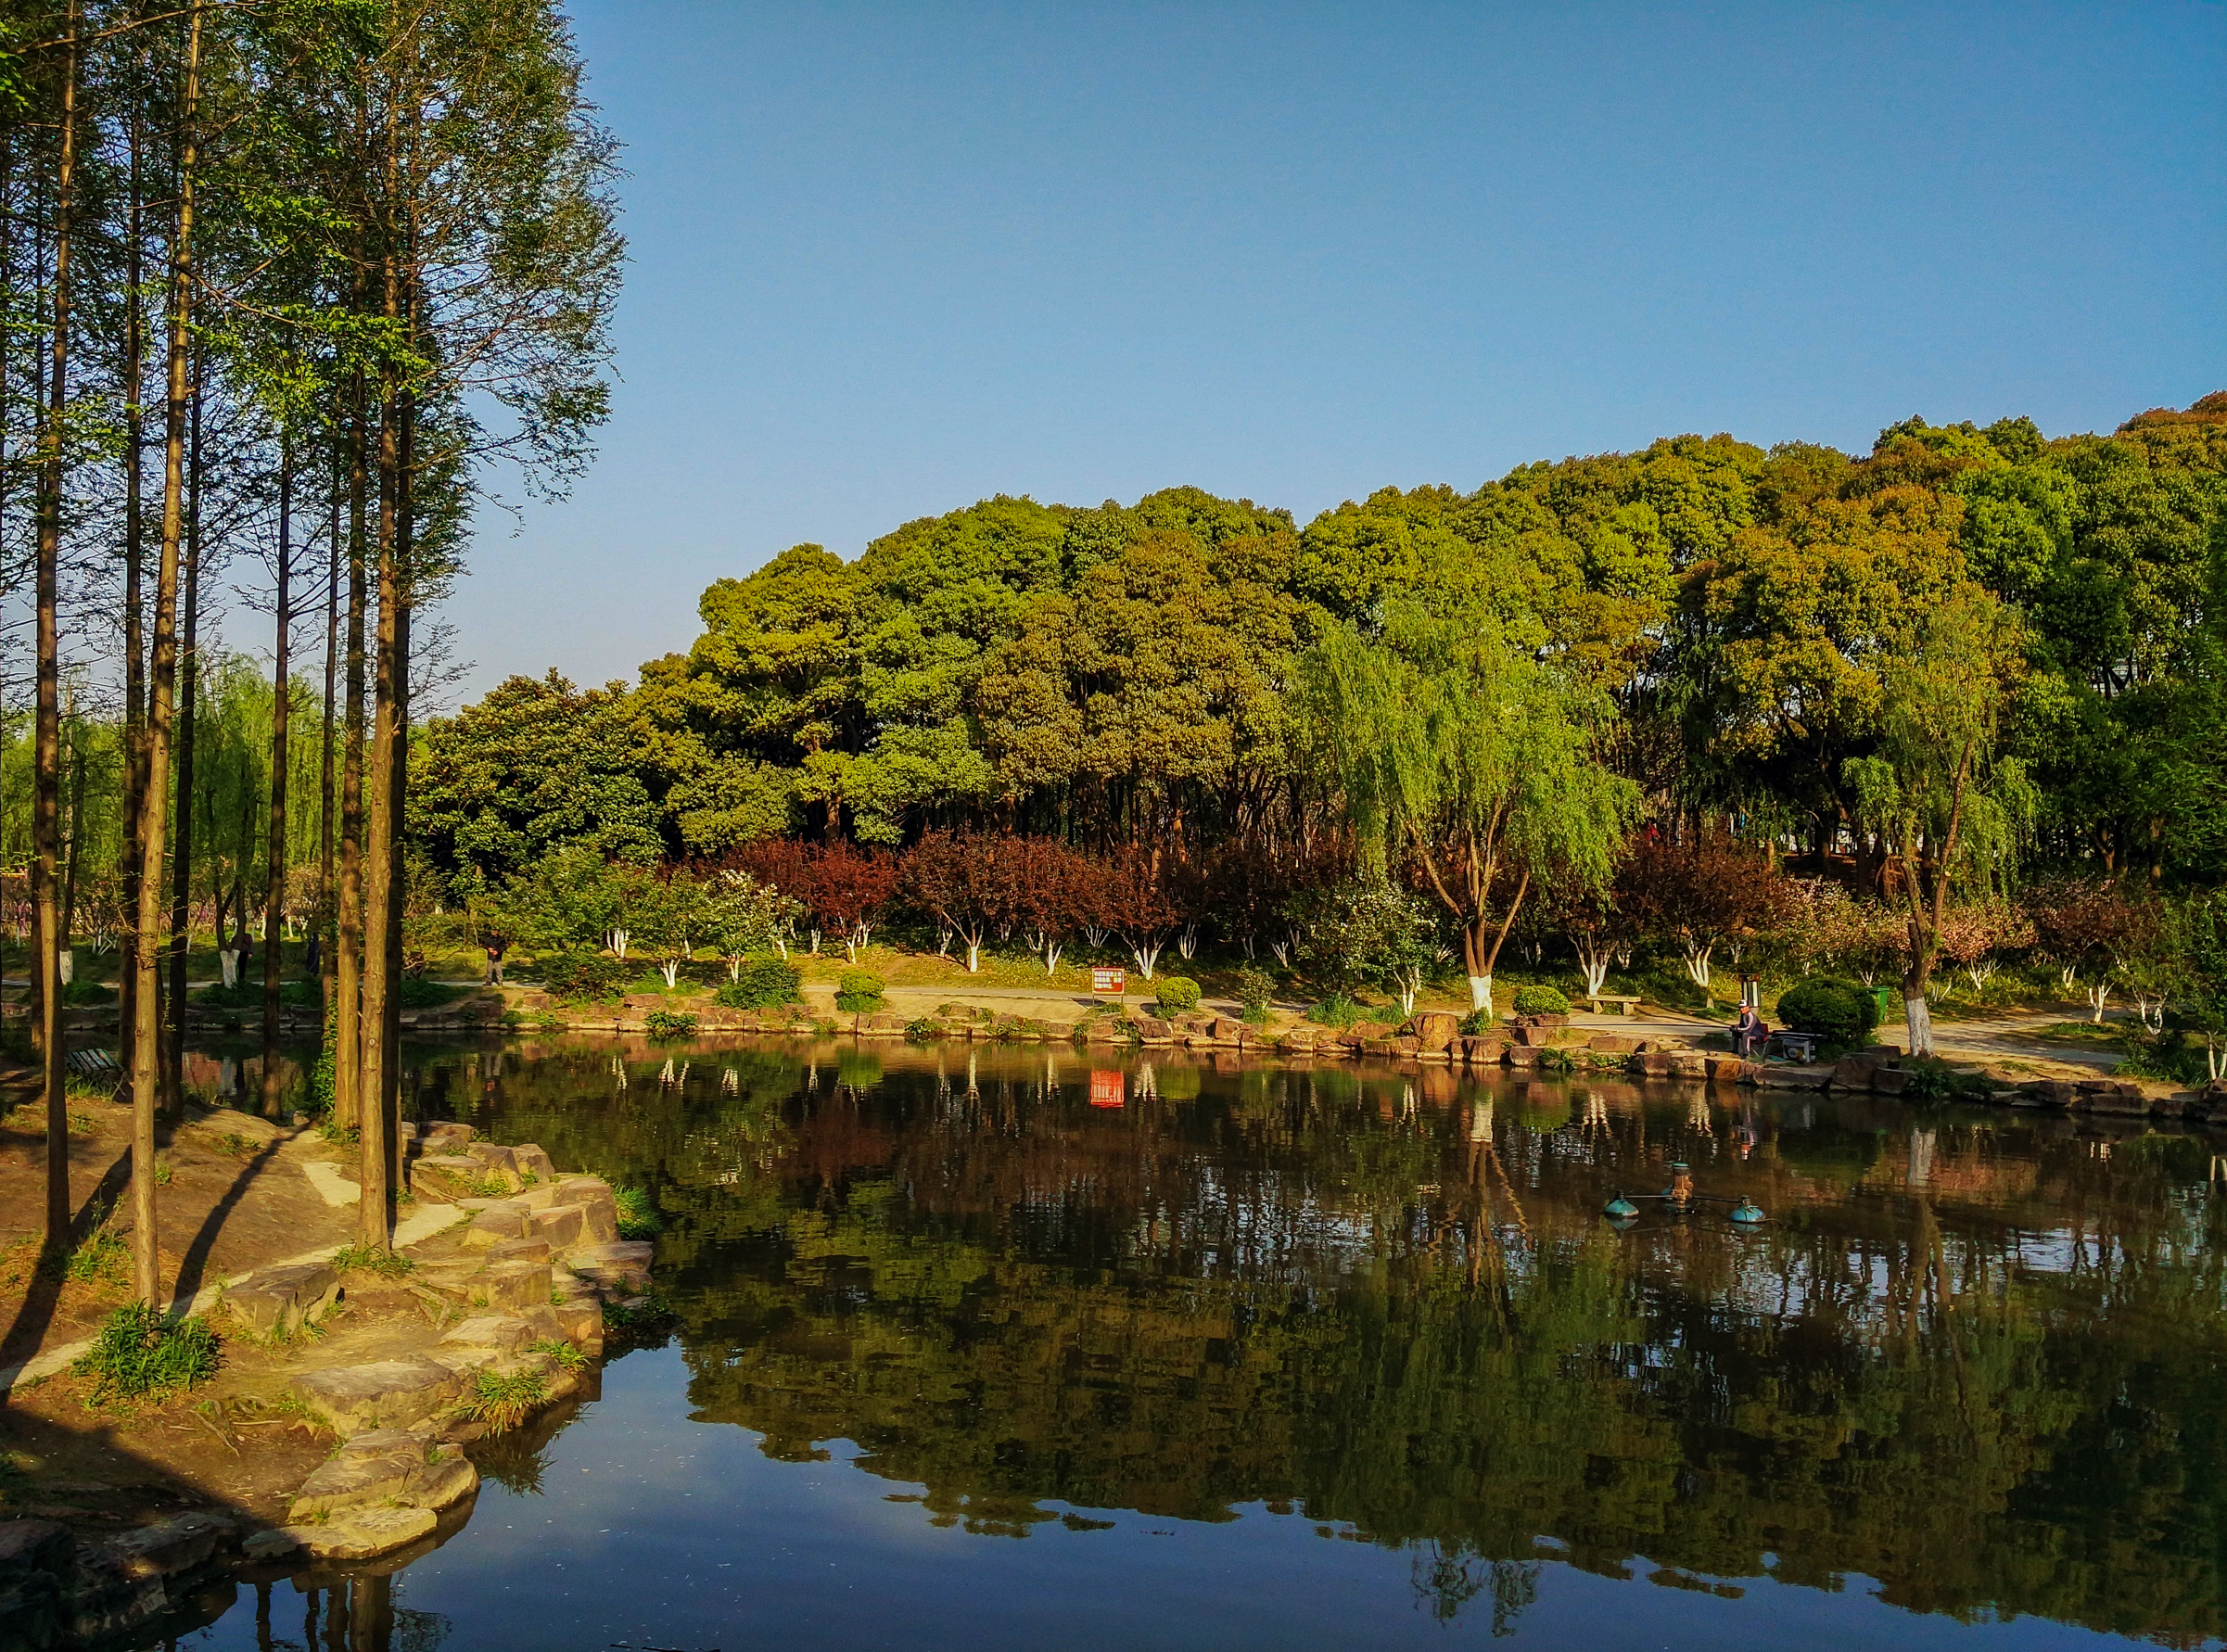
[{"x1": 397, "y1": 396, "x2": 2227, "y2": 1060}]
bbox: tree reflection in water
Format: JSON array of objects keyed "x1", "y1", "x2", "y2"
[{"x1": 406, "y1": 1037, "x2": 2227, "y2": 1644}]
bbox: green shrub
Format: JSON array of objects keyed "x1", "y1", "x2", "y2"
[
  {"x1": 1234, "y1": 966, "x2": 1275, "y2": 1024},
  {"x1": 1777, "y1": 978, "x2": 1881, "y2": 1046},
  {"x1": 1458, "y1": 1008, "x2": 1495, "y2": 1036},
  {"x1": 1511, "y1": 985, "x2": 1571, "y2": 1017},
  {"x1": 329, "y1": 1242, "x2": 416, "y2": 1280},
  {"x1": 834, "y1": 969, "x2": 885, "y2": 1012},
  {"x1": 643, "y1": 1010, "x2": 699, "y2": 1039},
  {"x1": 73, "y1": 1303, "x2": 221, "y2": 1406},
  {"x1": 538, "y1": 951, "x2": 630, "y2": 1005},
  {"x1": 526, "y1": 1337, "x2": 589, "y2": 1373},
  {"x1": 60, "y1": 976, "x2": 116, "y2": 1006},
  {"x1": 716, "y1": 954, "x2": 802, "y2": 1010},
  {"x1": 1307, "y1": 994, "x2": 1366, "y2": 1029},
  {"x1": 1153, "y1": 975, "x2": 1203, "y2": 1015},
  {"x1": 614, "y1": 1186, "x2": 662, "y2": 1239}
]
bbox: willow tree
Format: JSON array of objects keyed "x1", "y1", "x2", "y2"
[
  {"x1": 1843, "y1": 586, "x2": 2030, "y2": 1056},
  {"x1": 1296, "y1": 602, "x2": 1637, "y2": 1015}
]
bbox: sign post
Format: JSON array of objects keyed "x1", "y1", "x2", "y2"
[{"x1": 1090, "y1": 966, "x2": 1126, "y2": 997}]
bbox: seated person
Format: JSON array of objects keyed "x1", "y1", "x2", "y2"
[{"x1": 1732, "y1": 1004, "x2": 1769, "y2": 1057}]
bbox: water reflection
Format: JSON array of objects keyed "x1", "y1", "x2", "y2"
[{"x1": 361, "y1": 1036, "x2": 2227, "y2": 1646}]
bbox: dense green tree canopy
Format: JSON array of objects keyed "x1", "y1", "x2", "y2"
[{"x1": 409, "y1": 395, "x2": 2227, "y2": 905}]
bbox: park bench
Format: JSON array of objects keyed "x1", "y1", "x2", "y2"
[
  {"x1": 1768, "y1": 1031, "x2": 1821, "y2": 1064},
  {"x1": 1583, "y1": 994, "x2": 1645, "y2": 1016}
]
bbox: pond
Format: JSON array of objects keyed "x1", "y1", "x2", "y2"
[{"x1": 161, "y1": 1036, "x2": 2227, "y2": 1650}]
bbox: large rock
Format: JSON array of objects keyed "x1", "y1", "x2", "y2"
[
  {"x1": 1755, "y1": 1063, "x2": 1832, "y2": 1090},
  {"x1": 279, "y1": 1506, "x2": 437, "y2": 1561},
  {"x1": 1132, "y1": 1017, "x2": 1174, "y2": 1043},
  {"x1": 1586, "y1": 1034, "x2": 1638, "y2": 1056},
  {"x1": 288, "y1": 1430, "x2": 429, "y2": 1519},
  {"x1": 1403, "y1": 1012, "x2": 1462, "y2": 1053},
  {"x1": 551, "y1": 1294, "x2": 604, "y2": 1353},
  {"x1": 222, "y1": 1260, "x2": 339, "y2": 1339},
  {"x1": 1634, "y1": 1049, "x2": 1674, "y2": 1076},
  {"x1": 510, "y1": 1143, "x2": 558, "y2": 1183},
  {"x1": 289, "y1": 1355, "x2": 464, "y2": 1434},
  {"x1": 464, "y1": 1201, "x2": 531, "y2": 1249},
  {"x1": 1458, "y1": 1036, "x2": 1508, "y2": 1066},
  {"x1": 528, "y1": 1203, "x2": 586, "y2": 1251},
  {"x1": 566, "y1": 1240, "x2": 654, "y2": 1293},
  {"x1": 1870, "y1": 1065, "x2": 1912, "y2": 1096},
  {"x1": 1707, "y1": 1056, "x2": 1755, "y2": 1085},
  {"x1": 464, "y1": 1142, "x2": 523, "y2": 1190},
  {"x1": 485, "y1": 1236, "x2": 552, "y2": 1266},
  {"x1": 481, "y1": 1259, "x2": 553, "y2": 1312}
]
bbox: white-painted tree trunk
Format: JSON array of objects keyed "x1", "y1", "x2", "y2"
[
  {"x1": 2086, "y1": 982, "x2": 2112, "y2": 1022},
  {"x1": 966, "y1": 942, "x2": 981, "y2": 972},
  {"x1": 1393, "y1": 969, "x2": 1420, "y2": 1015},
  {"x1": 1684, "y1": 944, "x2": 1713, "y2": 989},
  {"x1": 660, "y1": 959, "x2": 681, "y2": 988},
  {"x1": 1131, "y1": 941, "x2": 1162, "y2": 980},
  {"x1": 1042, "y1": 941, "x2": 1063, "y2": 973},
  {"x1": 1904, "y1": 996, "x2": 1935, "y2": 1057},
  {"x1": 1467, "y1": 974, "x2": 1493, "y2": 1015},
  {"x1": 609, "y1": 928, "x2": 629, "y2": 959},
  {"x1": 1572, "y1": 937, "x2": 1609, "y2": 998},
  {"x1": 58, "y1": 948, "x2": 74, "y2": 986},
  {"x1": 727, "y1": 956, "x2": 743, "y2": 983},
  {"x1": 1176, "y1": 923, "x2": 1198, "y2": 961}
]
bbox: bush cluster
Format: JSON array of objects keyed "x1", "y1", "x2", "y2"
[
  {"x1": 835, "y1": 969, "x2": 886, "y2": 1012},
  {"x1": 1234, "y1": 966, "x2": 1276, "y2": 1024},
  {"x1": 716, "y1": 954, "x2": 802, "y2": 1010},
  {"x1": 1511, "y1": 985, "x2": 1571, "y2": 1017},
  {"x1": 1153, "y1": 975, "x2": 1203, "y2": 1015},
  {"x1": 1777, "y1": 978, "x2": 1882, "y2": 1046},
  {"x1": 537, "y1": 951, "x2": 631, "y2": 1004}
]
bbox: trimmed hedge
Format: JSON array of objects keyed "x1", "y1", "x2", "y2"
[
  {"x1": 1153, "y1": 976, "x2": 1203, "y2": 1015},
  {"x1": 717, "y1": 954, "x2": 803, "y2": 1010},
  {"x1": 1511, "y1": 985, "x2": 1572, "y2": 1017},
  {"x1": 1777, "y1": 977, "x2": 1881, "y2": 1046},
  {"x1": 835, "y1": 969, "x2": 886, "y2": 1012}
]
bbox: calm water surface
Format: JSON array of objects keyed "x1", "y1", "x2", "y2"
[{"x1": 165, "y1": 1037, "x2": 2227, "y2": 1651}]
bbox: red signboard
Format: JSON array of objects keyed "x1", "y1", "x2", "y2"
[
  {"x1": 1089, "y1": 1069, "x2": 1126, "y2": 1109},
  {"x1": 1090, "y1": 967, "x2": 1126, "y2": 995}
]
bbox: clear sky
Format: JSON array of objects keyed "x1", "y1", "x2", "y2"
[{"x1": 449, "y1": 0, "x2": 2227, "y2": 698}]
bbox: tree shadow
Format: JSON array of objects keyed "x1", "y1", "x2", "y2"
[
  {"x1": 168, "y1": 1135, "x2": 287, "y2": 1315},
  {"x1": 0, "y1": 1139, "x2": 136, "y2": 1389}
]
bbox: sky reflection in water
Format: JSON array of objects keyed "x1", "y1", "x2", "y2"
[{"x1": 174, "y1": 1038, "x2": 2227, "y2": 1651}]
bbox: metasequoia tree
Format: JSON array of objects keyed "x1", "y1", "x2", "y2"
[
  {"x1": 1843, "y1": 587, "x2": 2030, "y2": 1055},
  {"x1": 1297, "y1": 602, "x2": 1636, "y2": 1015}
]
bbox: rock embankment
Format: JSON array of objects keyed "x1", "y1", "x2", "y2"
[{"x1": 0, "y1": 1123, "x2": 653, "y2": 1650}]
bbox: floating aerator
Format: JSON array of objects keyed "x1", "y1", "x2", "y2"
[
  {"x1": 1604, "y1": 1195, "x2": 1639, "y2": 1220},
  {"x1": 1729, "y1": 1198, "x2": 1765, "y2": 1225}
]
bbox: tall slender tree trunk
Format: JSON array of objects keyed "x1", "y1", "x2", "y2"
[
  {"x1": 261, "y1": 440, "x2": 292, "y2": 1116},
  {"x1": 358, "y1": 368, "x2": 401, "y2": 1250},
  {"x1": 318, "y1": 463, "x2": 338, "y2": 986},
  {"x1": 34, "y1": 0, "x2": 80, "y2": 1249},
  {"x1": 119, "y1": 105, "x2": 148, "y2": 1081},
  {"x1": 165, "y1": 354, "x2": 203, "y2": 1121},
  {"x1": 335, "y1": 375, "x2": 367, "y2": 1132},
  {"x1": 61, "y1": 701, "x2": 86, "y2": 955},
  {"x1": 130, "y1": 0, "x2": 203, "y2": 1308}
]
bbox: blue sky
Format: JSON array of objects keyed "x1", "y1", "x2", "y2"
[{"x1": 451, "y1": 0, "x2": 2227, "y2": 697}]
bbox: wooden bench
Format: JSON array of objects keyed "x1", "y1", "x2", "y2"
[
  {"x1": 1583, "y1": 994, "x2": 1645, "y2": 1016},
  {"x1": 1768, "y1": 1031, "x2": 1821, "y2": 1063}
]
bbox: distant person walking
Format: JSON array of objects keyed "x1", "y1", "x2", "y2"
[{"x1": 482, "y1": 933, "x2": 509, "y2": 986}]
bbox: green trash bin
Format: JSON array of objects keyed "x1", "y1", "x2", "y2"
[{"x1": 1873, "y1": 986, "x2": 1895, "y2": 1027}]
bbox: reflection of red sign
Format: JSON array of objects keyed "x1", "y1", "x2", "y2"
[
  {"x1": 1089, "y1": 1069, "x2": 1125, "y2": 1109},
  {"x1": 1091, "y1": 967, "x2": 1126, "y2": 995}
]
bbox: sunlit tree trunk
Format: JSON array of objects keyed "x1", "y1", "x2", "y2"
[
  {"x1": 130, "y1": 0, "x2": 203, "y2": 1308},
  {"x1": 119, "y1": 105, "x2": 148, "y2": 1083},
  {"x1": 335, "y1": 373, "x2": 367, "y2": 1132},
  {"x1": 261, "y1": 438, "x2": 292, "y2": 1116},
  {"x1": 164, "y1": 349, "x2": 204, "y2": 1120},
  {"x1": 34, "y1": 0, "x2": 80, "y2": 1249}
]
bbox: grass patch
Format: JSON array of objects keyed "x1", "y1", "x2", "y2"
[
  {"x1": 39, "y1": 1226, "x2": 127, "y2": 1289},
  {"x1": 328, "y1": 1243, "x2": 415, "y2": 1280},
  {"x1": 460, "y1": 1366, "x2": 548, "y2": 1434},
  {"x1": 1304, "y1": 994, "x2": 1368, "y2": 1030},
  {"x1": 526, "y1": 1337, "x2": 588, "y2": 1372},
  {"x1": 613, "y1": 1186, "x2": 661, "y2": 1240},
  {"x1": 2034, "y1": 1021, "x2": 2123, "y2": 1047},
  {"x1": 603, "y1": 1287, "x2": 677, "y2": 1337},
  {"x1": 72, "y1": 1302, "x2": 221, "y2": 1407}
]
